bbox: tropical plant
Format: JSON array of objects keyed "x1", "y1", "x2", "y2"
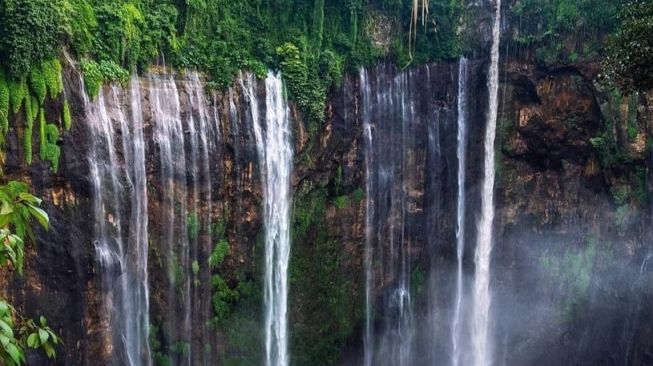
[{"x1": 0, "y1": 181, "x2": 60, "y2": 365}]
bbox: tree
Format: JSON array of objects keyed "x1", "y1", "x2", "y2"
[
  {"x1": 0, "y1": 181, "x2": 60, "y2": 365},
  {"x1": 603, "y1": 0, "x2": 653, "y2": 92}
]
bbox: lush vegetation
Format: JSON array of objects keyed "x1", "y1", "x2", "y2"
[
  {"x1": 0, "y1": 181, "x2": 60, "y2": 365},
  {"x1": 603, "y1": 0, "x2": 653, "y2": 92},
  {"x1": 508, "y1": 0, "x2": 626, "y2": 64},
  {"x1": 288, "y1": 177, "x2": 364, "y2": 365},
  {"x1": 0, "y1": 0, "x2": 466, "y2": 132}
]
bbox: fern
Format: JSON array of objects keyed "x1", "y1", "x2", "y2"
[{"x1": 41, "y1": 126, "x2": 60, "y2": 173}]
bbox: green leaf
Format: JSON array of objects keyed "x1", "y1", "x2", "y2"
[
  {"x1": 5, "y1": 342, "x2": 22, "y2": 364},
  {"x1": 18, "y1": 192, "x2": 41, "y2": 205},
  {"x1": 0, "y1": 319, "x2": 14, "y2": 337},
  {"x1": 26, "y1": 203, "x2": 49, "y2": 230},
  {"x1": 42, "y1": 340, "x2": 55, "y2": 358},
  {"x1": 27, "y1": 332, "x2": 39, "y2": 348},
  {"x1": 39, "y1": 316, "x2": 47, "y2": 327},
  {"x1": 0, "y1": 333, "x2": 10, "y2": 347},
  {"x1": 38, "y1": 328, "x2": 49, "y2": 344},
  {"x1": 0, "y1": 201, "x2": 13, "y2": 215},
  {"x1": 47, "y1": 329, "x2": 58, "y2": 344},
  {"x1": 0, "y1": 301, "x2": 9, "y2": 314}
]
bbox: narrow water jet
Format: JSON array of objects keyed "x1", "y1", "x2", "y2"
[
  {"x1": 149, "y1": 72, "x2": 192, "y2": 365},
  {"x1": 471, "y1": 1, "x2": 502, "y2": 365},
  {"x1": 249, "y1": 72, "x2": 293, "y2": 366},
  {"x1": 451, "y1": 57, "x2": 469, "y2": 366}
]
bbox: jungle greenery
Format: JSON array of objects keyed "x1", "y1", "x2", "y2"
[
  {"x1": 0, "y1": 181, "x2": 60, "y2": 365},
  {"x1": 603, "y1": 0, "x2": 653, "y2": 92},
  {"x1": 0, "y1": 0, "x2": 644, "y2": 169},
  {"x1": 507, "y1": 0, "x2": 625, "y2": 64},
  {"x1": 0, "y1": 0, "x2": 466, "y2": 128}
]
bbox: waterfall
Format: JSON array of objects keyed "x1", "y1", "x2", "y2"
[
  {"x1": 248, "y1": 72, "x2": 293, "y2": 366},
  {"x1": 361, "y1": 66, "x2": 417, "y2": 366},
  {"x1": 471, "y1": 1, "x2": 502, "y2": 365},
  {"x1": 126, "y1": 77, "x2": 152, "y2": 366},
  {"x1": 451, "y1": 57, "x2": 469, "y2": 366},
  {"x1": 149, "y1": 72, "x2": 192, "y2": 365},
  {"x1": 361, "y1": 68, "x2": 374, "y2": 366},
  {"x1": 84, "y1": 76, "x2": 151, "y2": 365},
  {"x1": 185, "y1": 72, "x2": 217, "y2": 365}
]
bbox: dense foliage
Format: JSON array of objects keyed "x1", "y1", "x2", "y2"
[
  {"x1": 0, "y1": 0, "x2": 466, "y2": 128},
  {"x1": 0, "y1": 182, "x2": 60, "y2": 365},
  {"x1": 603, "y1": 0, "x2": 653, "y2": 92},
  {"x1": 508, "y1": 0, "x2": 625, "y2": 64}
]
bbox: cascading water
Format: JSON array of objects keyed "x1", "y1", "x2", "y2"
[
  {"x1": 471, "y1": 1, "x2": 502, "y2": 365},
  {"x1": 247, "y1": 72, "x2": 293, "y2": 366},
  {"x1": 451, "y1": 57, "x2": 469, "y2": 366},
  {"x1": 149, "y1": 71, "x2": 192, "y2": 365},
  {"x1": 361, "y1": 66, "x2": 420, "y2": 366},
  {"x1": 148, "y1": 70, "x2": 221, "y2": 365},
  {"x1": 84, "y1": 76, "x2": 151, "y2": 365},
  {"x1": 185, "y1": 72, "x2": 218, "y2": 365}
]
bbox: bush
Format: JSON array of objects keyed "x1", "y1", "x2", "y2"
[
  {"x1": 80, "y1": 58, "x2": 129, "y2": 98},
  {"x1": 0, "y1": 0, "x2": 63, "y2": 79}
]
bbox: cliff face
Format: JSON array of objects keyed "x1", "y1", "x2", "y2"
[{"x1": 1, "y1": 51, "x2": 652, "y2": 366}]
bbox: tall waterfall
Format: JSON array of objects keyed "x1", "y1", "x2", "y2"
[
  {"x1": 149, "y1": 72, "x2": 193, "y2": 365},
  {"x1": 361, "y1": 68, "x2": 374, "y2": 366},
  {"x1": 247, "y1": 72, "x2": 293, "y2": 366},
  {"x1": 361, "y1": 66, "x2": 422, "y2": 366},
  {"x1": 84, "y1": 69, "x2": 222, "y2": 365},
  {"x1": 148, "y1": 70, "x2": 219, "y2": 365},
  {"x1": 451, "y1": 57, "x2": 469, "y2": 366},
  {"x1": 471, "y1": 1, "x2": 502, "y2": 365},
  {"x1": 84, "y1": 77, "x2": 151, "y2": 365}
]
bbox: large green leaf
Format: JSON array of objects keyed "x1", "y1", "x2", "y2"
[
  {"x1": 0, "y1": 202, "x2": 14, "y2": 216},
  {"x1": 18, "y1": 192, "x2": 42, "y2": 205},
  {"x1": 38, "y1": 328, "x2": 49, "y2": 344},
  {"x1": 25, "y1": 203, "x2": 49, "y2": 230},
  {"x1": 27, "y1": 333, "x2": 39, "y2": 348},
  {"x1": 0, "y1": 319, "x2": 14, "y2": 337},
  {"x1": 5, "y1": 342, "x2": 23, "y2": 364}
]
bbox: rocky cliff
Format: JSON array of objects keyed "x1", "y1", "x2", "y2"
[{"x1": 1, "y1": 47, "x2": 652, "y2": 366}]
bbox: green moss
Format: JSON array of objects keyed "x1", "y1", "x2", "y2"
[
  {"x1": 209, "y1": 239, "x2": 229, "y2": 270},
  {"x1": 289, "y1": 186, "x2": 362, "y2": 365},
  {"x1": 29, "y1": 96, "x2": 38, "y2": 126},
  {"x1": 62, "y1": 100, "x2": 72, "y2": 130},
  {"x1": 37, "y1": 109, "x2": 60, "y2": 172},
  {"x1": 187, "y1": 213, "x2": 199, "y2": 241},
  {"x1": 352, "y1": 188, "x2": 365, "y2": 204},
  {"x1": 539, "y1": 237, "x2": 598, "y2": 322},
  {"x1": 333, "y1": 195, "x2": 348, "y2": 209},
  {"x1": 8, "y1": 79, "x2": 27, "y2": 115},
  {"x1": 38, "y1": 108, "x2": 46, "y2": 159},
  {"x1": 23, "y1": 127, "x2": 32, "y2": 165},
  {"x1": 29, "y1": 65, "x2": 47, "y2": 105},
  {"x1": 42, "y1": 59, "x2": 63, "y2": 99},
  {"x1": 0, "y1": 71, "x2": 9, "y2": 135}
]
